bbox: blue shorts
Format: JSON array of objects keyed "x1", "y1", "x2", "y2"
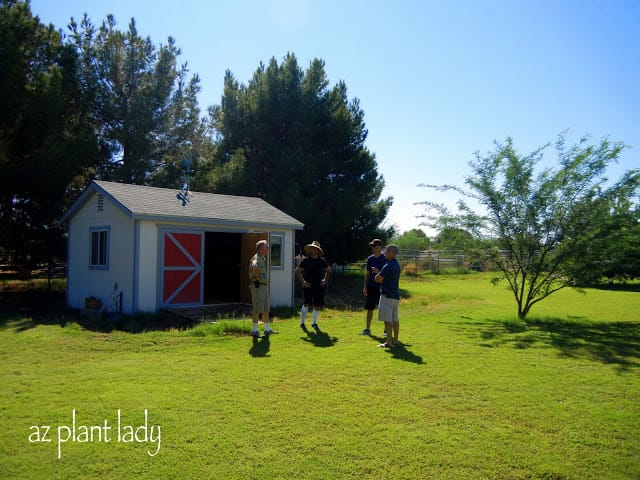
[
  {"x1": 303, "y1": 285, "x2": 325, "y2": 308},
  {"x1": 364, "y1": 284, "x2": 381, "y2": 310}
]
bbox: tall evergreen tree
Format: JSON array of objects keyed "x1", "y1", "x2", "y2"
[
  {"x1": 204, "y1": 54, "x2": 393, "y2": 262},
  {"x1": 0, "y1": 0, "x2": 96, "y2": 265},
  {"x1": 68, "y1": 14, "x2": 203, "y2": 185}
]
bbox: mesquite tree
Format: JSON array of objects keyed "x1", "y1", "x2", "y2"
[{"x1": 419, "y1": 134, "x2": 640, "y2": 321}]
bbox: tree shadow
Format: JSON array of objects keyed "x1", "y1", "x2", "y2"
[
  {"x1": 477, "y1": 316, "x2": 640, "y2": 372},
  {"x1": 1, "y1": 309, "x2": 88, "y2": 332},
  {"x1": 300, "y1": 324, "x2": 338, "y2": 347},
  {"x1": 0, "y1": 287, "x2": 69, "y2": 330},
  {"x1": 249, "y1": 334, "x2": 271, "y2": 357},
  {"x1": 2, "y1": 304, "x2": 199, "y2": 334},
  {"x1": 589, "y1": 283, "x2": 640, "y2": 293}
]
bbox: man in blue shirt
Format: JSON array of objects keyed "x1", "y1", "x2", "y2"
[
  {"x1": 360, "y1": 239, "x2": 386, "y2": 336},
  {"x1": 374, "y1": 244, "x2": 401, "y2": 347}
]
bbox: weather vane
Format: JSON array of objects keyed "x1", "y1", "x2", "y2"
[{"x1": 177, "y1": 154, "x2": 193, "y2": 206}]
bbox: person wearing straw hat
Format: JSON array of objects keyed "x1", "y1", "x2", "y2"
[{"x1": 295, "y1": 241, "x2": 331, "y2": 329}]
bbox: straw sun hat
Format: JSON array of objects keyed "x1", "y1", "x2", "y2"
[{"x1": 303, "y1": 240, "x2": 324, "y2": 257}]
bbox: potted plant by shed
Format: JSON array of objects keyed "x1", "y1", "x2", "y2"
[{"x1": 84, "y1": 296, "x2": 102, "y2": 310}]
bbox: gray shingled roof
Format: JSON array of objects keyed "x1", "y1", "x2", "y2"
[{"x1": 65, "y1": 180, "x2": 304, "y2": 229}]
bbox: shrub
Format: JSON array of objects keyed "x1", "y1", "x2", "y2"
[{"x1": 404, "y1": 262, "x2": 419, "y2": 277}]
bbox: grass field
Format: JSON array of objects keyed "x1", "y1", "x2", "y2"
[{"x1": 1, "y1": 273, "x2": 639, "y2": 479}]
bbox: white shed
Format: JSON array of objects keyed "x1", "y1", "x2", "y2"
[{"x1": 61, "y1": 180, "x2": 304, "y2": 314}]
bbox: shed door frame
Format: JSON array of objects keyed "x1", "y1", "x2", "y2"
[
  {"x1": 158, "y1": 228, "x2": 271, "y2": 308},
  {"x1": 159, "y1": 228, "x2": 204, "y2": 307}
]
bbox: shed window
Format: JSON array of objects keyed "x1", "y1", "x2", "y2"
[
  {"x1": 90, "y1": 227, "x2": 110, "y2": 269},
  {"x1": 270, "y1": 234, "x2": 283, "y2": 269}
]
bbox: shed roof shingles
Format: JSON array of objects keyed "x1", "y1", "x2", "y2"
[{"x1": 94, "y1": 180, "x2": 303, "y2": 228}]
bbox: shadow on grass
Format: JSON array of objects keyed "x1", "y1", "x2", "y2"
[
  {"x1": 478, "y1": 317, "x2": 640, "y2": 371},
  {"x1": 0, "y1": 287, "x2": 69, "y2": 330},
  {"x1": 2, "y1": 275, "x2": 408, "y2": 334},
  {"x1": 386, "y1": 343, "x2": 425, "y2": 364},
  {"x1": 588, "y1": 283, "x2": 640, "y2": 293},
  {"x1": 0, "y1": 280, "x2": 202, "y2": 333},
  {"x1": 270, "y1": 306, "x2": 300, "y2": 320},
  {"x1": 2, "y1": 307, "x2": 200, "y2": 334},
  {"x1": 300, "y1": 324, "x2": 338, "y2": 347},
  {"x1": 370, "y1": 335, "x2": 424, "y2": 364},
  {"x1": 249, "y1": 334, "x2": 271, "y2": 357}
]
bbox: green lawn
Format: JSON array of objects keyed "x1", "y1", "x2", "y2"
[{"x1": 1, "y1": 274, "x2": 639, "y2": 479}]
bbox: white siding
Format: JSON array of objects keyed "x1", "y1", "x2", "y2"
[
  {"x1": 66, "y1": 191, "x2": 134, "y2": 312},
  {"x1": 269, "y1": 229, "x2": 296, "y2": 307},
  {"x1": 67, "y1": 191, "x2": 299, "y2": 314},
  {"x1": 134, "y1": 220, "x2": 159, "y2": 312}
]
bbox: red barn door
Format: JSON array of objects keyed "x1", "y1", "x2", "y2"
[{"x1": 161, "y1": 231, "x2": 203, "y2": 305}]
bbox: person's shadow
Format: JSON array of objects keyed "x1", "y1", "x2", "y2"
[
  {"x1": 301, "y1": 324, "x2": 338, "y2": 347},
  {"x1": 249, "y1": 334, "x2": 271, "y2": 357},
  {"x1": 371, "y1": 335, "x2": 424, "y2": 364},
  {"x1": 386, "y1": 343, "x2": 424, "y2": 364}
]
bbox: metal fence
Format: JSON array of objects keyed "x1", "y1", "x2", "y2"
[
  {"x1": 397, "y1": 250, "x2": 481, "y2": 274},
  {"x1": 0, "y1": 250, "x2": 67, "y2": 279},
  {"x1": 331, "y1": 249, "x2": 488, "y2": 276}
]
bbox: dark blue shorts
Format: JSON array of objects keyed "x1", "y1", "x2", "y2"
[
  {"x1": 364, "y1": 284, "x2": 381, "y2": 310},
  {"x1": 303, "y1": 285, "x2": 325, "y2": 308}
]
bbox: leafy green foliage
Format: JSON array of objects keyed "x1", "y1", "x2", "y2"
[
  {"x1": 565, "y1": 174, "x2": 640, "y2": 284},
  {"x1": 434, "y1": 227, "x2": 476, "y2": 251},
  {"x1": 392, "y1": 228, "x2": 431, "y2": 250}
]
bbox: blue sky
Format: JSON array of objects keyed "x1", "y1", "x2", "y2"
[{"x1": 31, "y1": 0, "x2": 640, "y2": 234}]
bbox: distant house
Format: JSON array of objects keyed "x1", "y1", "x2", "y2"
[{"x1": 61, "y1": 180, "x2": 304, "y2": 314}]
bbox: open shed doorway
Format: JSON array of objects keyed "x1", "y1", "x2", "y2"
[
  {"x1": 203, "y1": 232, "x2": 267, "y2": 305},
  {"x1": 203, "y1": 232, "x2": 241, "y2": 304}
]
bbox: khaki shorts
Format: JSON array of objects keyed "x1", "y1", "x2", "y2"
[
  {"x1": 378, "y1": 294, "x2": 399, "y2": 323},
  {"x1": 250, "y1": 284, "x2": 269, "y2": 313}
]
